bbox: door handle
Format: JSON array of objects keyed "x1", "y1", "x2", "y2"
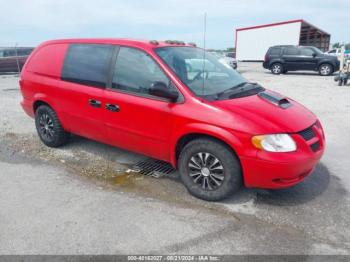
[
  {"x1": 105, "y1": 103, "x2": 120, "y2": 112},
  {"x1": 88, "y1": 99, "x2": 101, "y2": 108}
]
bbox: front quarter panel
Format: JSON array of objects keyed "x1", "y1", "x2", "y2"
[{"x1": 170, "y1": 122, "x2": 255, "y2": 167}]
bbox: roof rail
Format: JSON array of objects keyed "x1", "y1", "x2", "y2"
[{"x1": 188, "y1": 42, "x2": 197, "y2": 47}]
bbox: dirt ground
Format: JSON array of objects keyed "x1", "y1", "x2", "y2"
[{"x1": 0, "y1": 63, "x2": 349, "y2": 255}]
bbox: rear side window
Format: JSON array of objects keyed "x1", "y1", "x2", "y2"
[
  {"x1": 62, "y1": 44, "x2": 114, "y2": 88},
  {"x1": 268, "y1": 47, "x2": 281, "y2": 55},
  {"x1": 3, "y1": 49, "x2": 16, "y2": 57},
  {"x1": 283, "y1": 47, "x2": 299, "y2": 56},
  {"x1": 17, "y1": 48, "x2": 33, "y2": 56}
]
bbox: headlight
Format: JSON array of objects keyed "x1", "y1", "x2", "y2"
[{"x1": 252, "y1": 134, "x2": 296, "y2": 152}]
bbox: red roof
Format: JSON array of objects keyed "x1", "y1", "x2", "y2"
[{"x1": 236, "y1": 19, "x2": 330, "y2": 36}]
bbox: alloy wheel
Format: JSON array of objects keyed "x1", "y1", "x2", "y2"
[
  {"x1": 38, "y1": 113, "x2": 55, "y2": 140},
  {"x1": 188, "y1": 152, "x2": 225, "y2": 190},
  {"x1": 272, "y1": 64, "x2": 282, "y2": 74},
  {"x1": 320, "y1": 65, "x2": 331, "y2": 75}
]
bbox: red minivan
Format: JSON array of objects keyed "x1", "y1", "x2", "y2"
[{"x1": 20, "y1": 39, "x2": 325, "y2": 201}]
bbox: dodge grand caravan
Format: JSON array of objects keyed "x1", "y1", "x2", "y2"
[{"x1": 20, "y1": 39, "x2": 325, "y2": 201}]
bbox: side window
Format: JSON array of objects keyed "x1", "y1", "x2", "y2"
[
  {"x1": 0, "y1": 51, "x2": 4, "y2": 58},
  {"x1": 283, "y1": 47, "x2": 299, "y2": 56},
  {"x1": 112, "y1": 47, "x2": 170, "y2": 95},
  {"x1": 4, "y1": 49, "x2": 16, "y2": 57},
  {"x1": 300, "y1": 48, "x2": 314, "y2": 56},
  {"x1": 269, "y1": 48, "x2": 281, "y2": 55},
  {"x1": 62, "y1": 44, "x2": 114, "y2": 88}
]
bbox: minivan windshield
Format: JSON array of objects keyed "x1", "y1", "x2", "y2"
[{"x1": 155, "y1": 47, "x2": 258, "y2": 100}]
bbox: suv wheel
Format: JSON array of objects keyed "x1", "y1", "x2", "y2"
[
  {"x1": 319, "y1": 64, "x2": 333, "y2": 76},
  {"x1": 178, "y1": 138, "x2": 242, "y2": 201},
  {"x1": 270, "y1": 63, "x2": 283, "y2": 74},
  {"x1": 35, "y1": 105, "x2": 69, "y2": 147}
]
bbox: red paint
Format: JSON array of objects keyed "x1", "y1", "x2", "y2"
[
  {"x1": 236, "y1": 19, "x2": 304, "y2": 32},
  {"x1": 19, "y1": 38, "x2": 325, "y2": 189}
]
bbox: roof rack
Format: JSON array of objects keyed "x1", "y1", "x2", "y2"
[
  {"x1": 165, "y1": 40, "x2": 186, "y2": 45},
  {"x1": 149, "y1": 40, "x2": 159, "y2": 45}
]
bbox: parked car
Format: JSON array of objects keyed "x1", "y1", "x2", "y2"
[
  {"x1": 210, "y1": 52, "x2": 237, "y2": 69},
  {"x1": 0, "y1": 47, "x2": 34, "y2": 73},
  {"x1": 20, "y1": 39, "x2": 325, "y2": 201},
  {"x1": 263, "y1": 45, "x2": 340, "y2": 76},
  {"x1": 326, "y1": 48, "x2": 350, "y2": 59},
  {"x1": 225, "y1": 52, "x2": 236, "y2": 58}
]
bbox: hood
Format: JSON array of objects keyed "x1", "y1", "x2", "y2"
[{"x1": 211, "y1": 89, "x2": 316, "y2": 134}]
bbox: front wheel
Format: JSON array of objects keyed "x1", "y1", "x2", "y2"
[
  {"x1": 178, "y1": 138, "x2": 242, "y2": 201},
  {"x1": 319, "y1": 64, "x2": 333, "y2": 76},
  {"x1": 270, "y1": 63, "x2": 283, "y2": 74}
]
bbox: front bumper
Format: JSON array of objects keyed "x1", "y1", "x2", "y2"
[{"x1": 240, "y1": 123, "x2": 325, "y2": 189}]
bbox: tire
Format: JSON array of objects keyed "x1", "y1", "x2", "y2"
[
  {"x1": 319, "y1": 63, "x2": 333, "y2": 76},
  {"x1": 270, "y1": 63, "x2": 283, "y2": 74},
  {"x1": 178, "y1": 138, "x2": 242, "y2": 201},
  {"x1": 338, "y1": 79, "x2": 343, "y2": 86},
  {"x1": 35, "y1": 105, "x2": 69, "y2": 147}
]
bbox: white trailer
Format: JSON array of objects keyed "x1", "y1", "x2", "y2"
[{"x1": 235, "y1": 19, "x2": 330, "y2": 61}]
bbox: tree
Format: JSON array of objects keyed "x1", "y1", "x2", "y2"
[
  {"x1": 332, "y1": 42, "x2": 340, "y2": 48},
  {"x1": 345, "y1": 43, "x2": 350, "y2": 50}
]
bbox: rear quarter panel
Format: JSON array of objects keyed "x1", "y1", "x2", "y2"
[{"x1": 20, "y1": 43, "x2": 69, "y2": 128}]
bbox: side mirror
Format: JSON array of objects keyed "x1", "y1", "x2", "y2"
[
  {"x1": 312, "y1": 52, "x2": 317, "y2": 57},
  {"x1": 149, "y1": 81, "x2": 179, "y2": 102}
]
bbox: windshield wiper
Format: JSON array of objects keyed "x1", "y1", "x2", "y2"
[{"x1": 217, "y1": 82, "x2": 262, "y2": 100}]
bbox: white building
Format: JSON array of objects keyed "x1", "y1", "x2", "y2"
[{"x1": 235, "y1": 19, "x2": 330, "y2": 61}]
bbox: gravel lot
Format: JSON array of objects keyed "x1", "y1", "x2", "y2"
[{"x1": 0, "y1": 63, "x2": 349, "y2": 255}]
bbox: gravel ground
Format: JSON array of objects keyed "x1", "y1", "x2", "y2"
[{"x1": 0, "y1": 63, "x2": 349, "y2": 255}]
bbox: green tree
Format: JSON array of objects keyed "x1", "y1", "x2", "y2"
[{"x1": 332, "y1": 42, "x2": 340, "y2": 48}]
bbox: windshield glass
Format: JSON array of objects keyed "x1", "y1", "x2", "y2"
[
  {"x1": 155, "y1": 47, "x2": 246, "y2": 99},
  {"x1": 310, "y1": 46, "x2": 323, "y2": 55}
]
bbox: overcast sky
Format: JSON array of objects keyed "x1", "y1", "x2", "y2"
[{"x1": 1, "y1": 0, "x2": 349, "y2": 49}]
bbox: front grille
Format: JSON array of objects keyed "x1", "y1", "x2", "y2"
[
  {"x1": 298, "y1": 126, "x2": 316, "y2": 141},
  {"x1": 310, "y1": 141, "x2": 321, "y2": 152}
]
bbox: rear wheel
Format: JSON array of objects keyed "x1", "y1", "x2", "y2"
[
  {"x1": 319, "y1": 64, "x2": 333, "y2": 76},
  {"x1": 270, "y1": 63, "x2": 283, "y2": 74},
  {"x1": 35, "y1": 105, "x2": 69, "y2": 147},
  {"x1": 178, "y1": 138, "x2": 242, "y2": 201}
]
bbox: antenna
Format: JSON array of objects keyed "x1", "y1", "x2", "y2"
[{"x1": 201, "y1": 12, "x2": 207, "y2": 96}]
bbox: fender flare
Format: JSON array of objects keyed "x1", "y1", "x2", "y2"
[{"x1": 169, "y1": 123, "x2": 244, "y2": 167}]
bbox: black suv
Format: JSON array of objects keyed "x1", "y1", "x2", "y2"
[{"x1": 263, "y1": 45, "x2": 340, "y2": 76}]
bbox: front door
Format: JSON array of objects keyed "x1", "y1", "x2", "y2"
[
  {"x1": 298, "y1": 47, "x2": 318, "y2": 71},
  {"x1": 104, "y1": 46, "x2": 176, "y2": 161}
]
